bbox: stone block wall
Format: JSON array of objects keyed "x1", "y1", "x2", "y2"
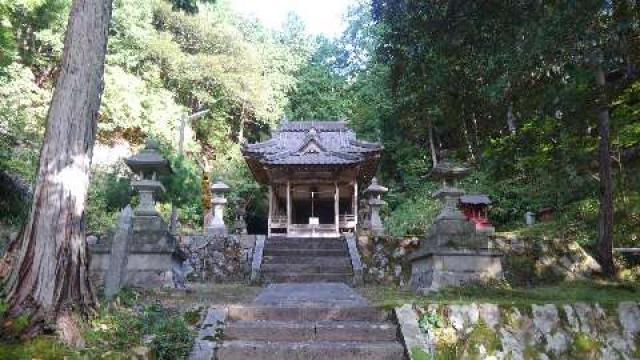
[
  {"x1": 177, "y1": 234, "x2": 262, "y2": 283},
  {"x1": 398, "y1": 302, "x2": 640, "y2": 359},
  {"x1": 357, "y1": 231, "x2": 419, "y2": 285}
]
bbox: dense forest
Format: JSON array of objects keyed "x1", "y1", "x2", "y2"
[{"x1": 1, "y1": 0, "x2": 639, "y2": 271}]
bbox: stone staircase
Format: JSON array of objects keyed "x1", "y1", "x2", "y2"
[
  {"x1": 261, "y1": 236, "x2": 353, "y2": 284},
  {"x1": 216, "y1": 283, "x2": 406, "y2": 360}
]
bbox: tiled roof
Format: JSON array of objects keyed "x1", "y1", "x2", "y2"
[
  {"x1": 460, "y1": 194, "x2": 492, "y2": 205},
  {"x1": 243, "y1": 121, "x2": 382, "y2": 166}
]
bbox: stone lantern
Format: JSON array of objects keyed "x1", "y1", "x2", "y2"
[
  {"x1": 364, "y1": 177, "x2": 388, "y2": 236},
  {"x1": 89, "y1": 139, "x2": 176, "y2": 292},
  {"x1": 207, "y1": 180, "x2": 230, "y2": 235},
  {"x1": 409, "y1": 156, "x2": 502, "y2": 293},
  {"x1": 125, "y1": 140, "x2": 171, "y2": 216},
  {"x1": 235, "y1": 197, "x2": 248, "y2": 235},
  {"x1": 358, "y1": 198, "x2": 370, "y2": 230}
]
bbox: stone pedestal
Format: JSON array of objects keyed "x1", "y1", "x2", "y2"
[
  {"x1": 90, "y1": 213, "x2": 176, "y2": 289},
  {"x1": 409, "y1": 160, "x2": 503, "y2": 293},
  {"x1": 90, "y1": 140, "x2": 176, "y2": 291},
  {"x1": 409, "y1": 249, "x2": 502, "y2": 293},
  {"x1": 409, "y1": 199, "x2": 503, "y2": 293}
]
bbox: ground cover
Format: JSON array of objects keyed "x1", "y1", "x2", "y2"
[
  {"x1": 360, "y1": 280, "x2": 640, "y2": 308},
  {"x1": 0, "y1": 284, "x2": 260, "y2": 360}
]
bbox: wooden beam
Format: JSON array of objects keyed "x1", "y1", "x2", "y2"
[
  {"x1": 335, "y1": 182, "x2": 339, "y2": 234},
  {"x1": 353, "y1": 181, "x2": 358, "y2": 226},
  {"x1": 268, "y1": 185, "x2": 273, "y2": 238},
  {"x1": 287, "y1": 181, "x2": 291, "y2": 236}
]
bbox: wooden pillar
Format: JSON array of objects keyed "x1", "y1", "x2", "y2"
[
  {"x1": 268, "y1": 185, "x2": 273, "y2": 238},
  {"x1": 353, "y1": 181, "x2": 358, "y2": 226},
  {"x1": 335, "y1": 182, "x2": 340, "y2": 234},
  {"x1": 286, "y1": 181, "x2": 291, "y2": 236}
]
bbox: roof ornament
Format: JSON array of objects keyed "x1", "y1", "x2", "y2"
[{"x1": 281, "y1": 113, "x2": 289, "y2": 124}]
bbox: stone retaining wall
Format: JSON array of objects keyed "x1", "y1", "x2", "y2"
[
  {"x1": 356, "y1": 231, "x2": 419, "y2": 285},
  {"x1": 178, "y1": 234, "x2": 263, "y2": 283},
  {"x1": 396, "y1": 302, "x2": 640, "y2": 359}
]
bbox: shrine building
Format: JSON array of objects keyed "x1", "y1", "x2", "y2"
[{"x1": 242, "y1": 121, "x2": 383, "y2": 238}]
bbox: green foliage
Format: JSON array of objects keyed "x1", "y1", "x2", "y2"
[
  {"x1": 571, "y1": 332, "x2": 602, "y2": 358},
  {"x1": 183, "y1": 308, "x2": 202, "y2": 325},
  {"x1": 418, "y1": 311, "x2": 444, "y2": 334},
  {"x1": 0, "y1": 337, "x2": 74, "y2": 360},
  {"x1": 464, "y1": 320, "x2": 502, "y2": 358},
  {"x1": 150, "y1": 314, "x2": 194, "y2": 359},
  {"x1": 287, "y1": 36, "x2": 351, "y2": 120},
  {"x1": 170, "y1": 0, "x2": 216, "y2": 14},
  {"x1": 360, "y1": 280, "x2": 640, "y2": 307},
  {"x1": 85, "y1": 295, "x2": 194, "y2": 359},
  {"x1": 411, "y1": 346, "x2": 434, "y2": 360},
  {"x1": 0, "y1": 63, "x2": 49, "y2": 181},
  {"x1": 385, "y1": 183, "x2": 440, "y2": 237},
  {"x1": 85, "y1": 167, "x2": 131, "y2": 234}
]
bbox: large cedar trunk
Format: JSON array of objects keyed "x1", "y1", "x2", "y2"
[
  {"x1": 1, "y1": 0, "x2": 113, "y2": 341},
  {"x1": 595, "y1": 67, "x2": 615, "y2": 276}
]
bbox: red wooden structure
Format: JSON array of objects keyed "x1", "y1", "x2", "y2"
[{"x1": 458, "y1": 194, "x2": 492, "y2": 230}]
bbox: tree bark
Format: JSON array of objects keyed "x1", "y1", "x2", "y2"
[
  {"x1": 1, "y1": 0, "x2": 113, "y2": 342},
  {"x1": 507, "y1": 101, "x2": 517, "y2": 134},
  {"x1": 595, "y1": 66, "x2": 615, "y2": 277},
  {"x1": 428, "y1": 121, "x2": 438, "y2": 167}
]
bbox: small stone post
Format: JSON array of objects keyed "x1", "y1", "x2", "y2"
[
  {"x1": 364, "y1": 177, "x2": 388, "y2": 236},
  {"x1": 235, "y1": 197, "x2": 248, "y2": 235},
  {"x1": 207, "y1": 180, "x2": 230, "y2": 235},
  {"x1": 104, "y1": 205, "x2": 133, "y2": 300}
]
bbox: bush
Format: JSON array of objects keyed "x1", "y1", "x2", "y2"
[
  {"x1": 385, "y1": 182, "x2": 440, "y2": 237},
  {"x1": 85, "y1": 295, "x2": 195, "y2": 359},
  {"x1": 86, "y1": 167, "x2": 131, "y2": 234}
]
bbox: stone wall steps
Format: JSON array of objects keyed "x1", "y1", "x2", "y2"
[
  {"x1": 227, "y1": 305, "x2": 390, "y2": 321},
  {"x1": 261, "y1": 263, "x2": 352, "y2": 273},
  {"x1": 260, "y1": 236, "x2": 354, "y2": 284},
  {"x1": 224, "y1": 320, "x2": 398, "y2": 342},
  {"x1": 262, "y1": 255, "x2": 351, "y2": 266},
  {"x1": 263, "y1": 248, "x2": 347, "y2": 257},
  {"x1": 266, "y1": 239, "x2": 347, "y2": 250},
  {"x1": 263, "y1": 272, "x2": 352, "y2": 284},
  {"x1": 217, "y1": 340, "x2": 405, "y2": 360}
]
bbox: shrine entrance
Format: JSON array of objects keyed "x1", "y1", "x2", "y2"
[{"x1": 242, "y1": 121, "x2": 382, "y2": 238}]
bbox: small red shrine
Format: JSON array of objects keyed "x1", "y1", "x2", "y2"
[{"x1": 458, "y1": 194, "x2": 493, "y2": 231}]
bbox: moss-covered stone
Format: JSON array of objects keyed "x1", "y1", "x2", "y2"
[
  {"x1": 464, "y1": 320, "x2": 502, "y2": 358},
  {"x1": 411, "y1": 346, "x2": 434, "y2": 360},
  {"x1": 570, "y1": 332, "x2": 602, "y2": 359},
  {"x1": 523, "y1": 344, "x2": 546, "y2": 360}
]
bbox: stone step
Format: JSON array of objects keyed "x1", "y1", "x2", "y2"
[
  {"x1": 224, "y1": 320, "x2": 398, "y2": 342},
  {"x1": 263, "y1": 272, "x2": 352, "y2": 284},
  {"x1": 263, "y1": 248, "x2": 348, "y2": 257},
  {"x1": 261, "y1": 263, "x2": 352, "y2": 273},
  {"x1": 217, "y1": 340, "x2": 405, "y2": 360},
  {"x1": 269, "y1": 237, "x2": 341, "y2": 242},
  {"x1": 266, "y1": 239, "x2": 346, "y2": 250},
  {"x1": 262, "y1": 256, "x2": 351, "y2": 266},
  {"x1": 227, "y1": 305, "x2": 390, "y2": 322}
]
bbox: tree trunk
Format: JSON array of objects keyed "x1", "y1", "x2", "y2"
[
  {"x1": 428, "y1": 121, "x2": 438, "y2": 167},
  {"x1": 507, "y1": 101, "x2": 517, "y2": 134},
  {"x1": 1, "y1": 0, "x2": 113, "y2": 342},
  {"x1": 595, "y1": 66, "x2": 615, "y2": 276}
]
